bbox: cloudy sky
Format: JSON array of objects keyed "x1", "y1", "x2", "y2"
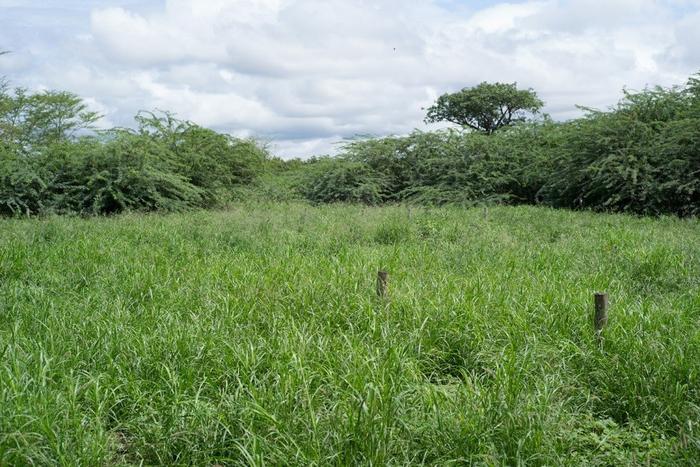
[{"x1": 1, "y1": 0, "x2": 699, "y2": 157}]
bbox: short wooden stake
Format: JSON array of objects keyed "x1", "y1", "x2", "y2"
[
  {"x1": 377, "y1": 270, "x2": 389, "y2": 298},
  {"x1": 594, "y1": 292, "x2": 609, "y2": 343}
]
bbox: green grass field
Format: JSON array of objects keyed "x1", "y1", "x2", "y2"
[{"x1": 1, "y1": 204, "x2": 699, "y2": 465}]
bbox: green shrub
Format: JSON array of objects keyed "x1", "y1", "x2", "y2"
[
  {"x1": 301, "y1": 73, "x2": 699, "y2": 217},
  {"x1": 300, "y1": 157, "x2": 389, "y2": 204},
  {"x1": 538, "y1": 78, "x2": 700, "y2": 216},
  {"x1": 305, "y1": 124, "x2": 556, "y2": 207},
  {"x1": 0, "y1": 143, "x2": 49, "y2": 216},
  {"x1": 2, "y1": 73, "x2": 700, "y2": 217},
  {"x1": 133, "y1": 112, "x2": 267, "y2": 205},
  {"x1": 0, "y1": 98, "x2": 269, "y2": 216}
]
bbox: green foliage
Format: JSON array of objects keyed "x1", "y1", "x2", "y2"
[
  {"x1": 0, "y1": 85, "x2": 100, "y2": 151},
  {"x1": 0, "y1": 204, "x2": 698, "y2": 464},
  {"x1": 0, "y1": 142, "x2": 48, "y2": 215},
  {"x1": 306, "y1": 73, "x2": 700, "y2": 217},
  {"x1": 133, "y1": 111, "x2": 266, "y2": 204},
  {"x1": 2, "y1": 72, "x2": 700, "y2": 217},
  {"x1": 230, "y1": 157, "x2": 310, "y2": 202},
  {"x1": 425, "y1": 81, "x2": 544, "y2": 134},
  {"x1": 0, "y1": 86, "x2": 268, "y2": 216},
  {"x1": 60, "y1": 133, "x2": 205, "y2": 214},
  {"x1": 540, "y1": 77, "x2": 700, "y2": 216},
  {"x1": 303, "y1": 123, "x2": 557, "y2": 207},
  {"x1": 300, "y1": 157, "x2": 388, "y2": 204}
]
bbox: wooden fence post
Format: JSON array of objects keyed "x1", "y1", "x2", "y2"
[
  {"x1": 377, "y1": 270, "x2": 389, "y2": 299},
  {"x1": 594, "y1": 292, "x2": 609, "y2": 344}
]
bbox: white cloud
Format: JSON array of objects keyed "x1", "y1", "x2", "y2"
[
  {"x1": 465, "y1": 2, "x2": 546, "y2": 34},
  {"x1": 1, "y1": 0, "x2": 698, "y2": 158}
]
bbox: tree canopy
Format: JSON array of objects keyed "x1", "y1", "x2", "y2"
[
  {"x1": 425, "y1": 82, "x2": 544, "y2": 134},
  {"x1": 0, "y1": 87, "x2": 101, "y2": 152}
]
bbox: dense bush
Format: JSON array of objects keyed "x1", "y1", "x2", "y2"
[
  {"x1": 2, "y1": 73, "x2": 699, "y2": 217},
  {"x1": 0, "y1": 141, "x2": 48, "y2": 215},
  {"x1": 300, "y1": 157, "x2": 388, "y2": 204},
  {"x1": 49, "y1": 133, "x2": 205, "y2": 214},
  {"x1": 132, "y1": 112, "x2": 266, "y2": 204},
  {"x1": 301, "y1": 73, "x2": 699, "y2": 216},
  {"x1": 539, "y1": 79, "x2": 700, "y2": 216},
  {"x1": 303, "y1": 123, "x2": 557, "y2": 207},
  {"x1": 0, "y1": 85, "x2": 268, "y2": 216}
]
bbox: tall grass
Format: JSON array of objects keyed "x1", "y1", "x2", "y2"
[{"x1": 1, "y1": 204, "x2": 698, "y2": 464}]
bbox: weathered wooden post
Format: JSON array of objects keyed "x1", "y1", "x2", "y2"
[
  {"x1": 594, "y1": 292, "x2": 609, "y2": 344},
  {"x1": 377, "y1": 270, "x2": 389, "y2": 299}
]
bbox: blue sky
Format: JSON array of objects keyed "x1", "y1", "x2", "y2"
[{"x1": 2, "y1": 0, "x2": 699, "y2": 157}]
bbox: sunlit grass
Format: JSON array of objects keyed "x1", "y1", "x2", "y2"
[{"x1": 1, "y1": 203, "x2": 698, "y2": 464}]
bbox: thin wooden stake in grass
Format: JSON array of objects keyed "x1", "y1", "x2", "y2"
[
  {"x1": 594, "y1": 292, "x2": 609, "y2": 343},
  {"x1": 377, "y1": 270, "x2": 389, "y2": 299}
]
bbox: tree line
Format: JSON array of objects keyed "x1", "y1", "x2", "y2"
[
  {"x1": 1, "y1": 72, "x2": 698, "y2": 216},
  {"x1": 300, "y1": 74, "x2": 700, "y2": 217},
  {"x1": 0, "y1": 84, "x2": 266, "y2": 216}
]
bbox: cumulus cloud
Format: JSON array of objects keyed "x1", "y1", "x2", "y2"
[{"x1": 1, "y1": 0, "x2": 699, "y2": 157}]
